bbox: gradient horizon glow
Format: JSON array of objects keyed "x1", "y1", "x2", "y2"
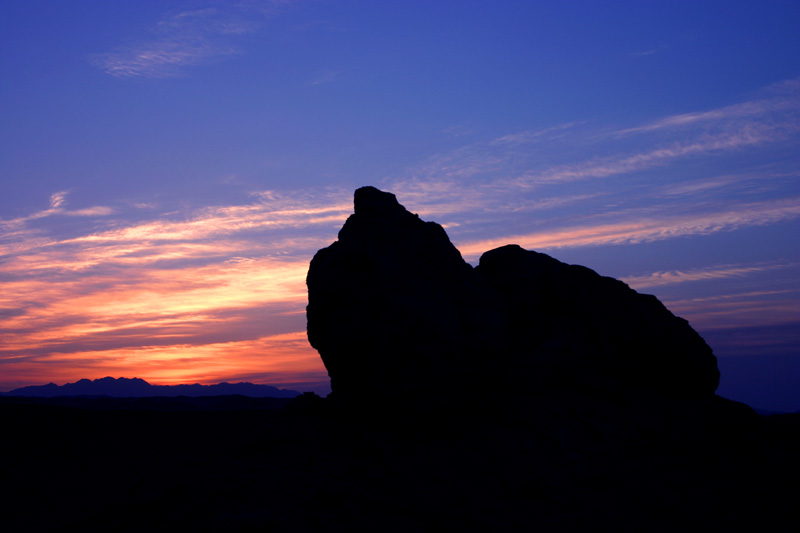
[{"x1": 2, "y1": 1, "x2": 799, "y2": 410}]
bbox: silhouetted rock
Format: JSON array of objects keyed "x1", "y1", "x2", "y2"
[
  {"x1": 307, "y1": 186, "x2": 506, "y2": 407},
  {"x1": 477, "y1": 244, "x2": 720, "y2": 397},
  {"x1": 307, "y1": 186, "x2": 720, "y2": 407}
]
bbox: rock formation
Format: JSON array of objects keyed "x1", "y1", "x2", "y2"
[
  {"x1": 477, "y1": 244, "x2": 720, "y2": 397},
  {"x1": 307, "y1": 186, "x2": 720, "y2": 407},
  {"x1": 306, "y1": 186, "x2": 506, "y2": 406}
]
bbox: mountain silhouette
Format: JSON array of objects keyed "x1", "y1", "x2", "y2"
[{"x1": 2, "y1": 376, "x2": 300, "y2": 398}]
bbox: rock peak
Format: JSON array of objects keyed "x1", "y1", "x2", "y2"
[{"x1": 353, "y1": 186, "x2": 405, "y2": 217}]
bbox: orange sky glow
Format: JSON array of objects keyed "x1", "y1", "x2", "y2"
[{"x1": 2, "y1": 182, "x2": 798, "y2": 394}]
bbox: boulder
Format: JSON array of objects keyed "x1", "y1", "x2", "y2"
[
  {"x1": 306, "y1": 186, "x2": 505, "y2": 406},
  {"x1": 306, "y1": 186, "x2": 720, "y2": 406},
  {"x1": 476, "y1": 244, "x2": 720, "y2": 396}
]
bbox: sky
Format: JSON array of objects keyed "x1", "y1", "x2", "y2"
[{"x1": 1, "y1": 1, "x2": 799, "y2": 410}]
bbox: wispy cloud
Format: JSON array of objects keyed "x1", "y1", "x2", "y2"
[
  {"x1": 94, "y1": 2, "x2": 287, "y2": 78},
  {"x1": 655, "y1": 170, "x2": 799, "y2": 198},
  {"x1": 0, "y1": 190, "x2": 113, "y2": 231},
  {"x1": 455, "y1": 197, "x2": 800, "y2": 261},
  {"x1": 664, "y1": 293, "x2": 800, "y2": 331},
  {"x1": 49, "y1": 191, "x2": 67, "y2": 208},
  {"x1": 615, "y1": 79, "x2": 800, "y2": 135},
  {"x1": 621, "y1": 262, "x2": 794, "y2": 289},
  {"x1": 502, "y1": 119, "x2": 799, "y2": 189},
  {"x1": 391, "y1": 78, "x2": 799, "y2": 210},
  {"x1": 308, "y1": 68, "x2": 347, "y2": 86},
  {"x1": 488, "y1": 122, "x2": 582, "y2": 146},
  {"x1": 0, "y1": 256, "x2": 310, "y2": 354}
]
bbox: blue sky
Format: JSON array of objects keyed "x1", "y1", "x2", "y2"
[{"x1": 1, "y1": 1, "x2": 799, "y2": 410}]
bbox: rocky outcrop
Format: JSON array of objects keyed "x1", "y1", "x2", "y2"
[
  {"x1": 306, "y1": 186, "x2": 719, "y2": 406},
  {"x1": 306, "y1": 186, "x2": 506, "y2": 406},
  {"x1": 477, "y1": 244, "x2": 720, "y2": 397}
]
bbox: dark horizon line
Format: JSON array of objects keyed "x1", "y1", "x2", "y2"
[{"x1": 0, "y1": 376, "x2": 304, "y2": 398}]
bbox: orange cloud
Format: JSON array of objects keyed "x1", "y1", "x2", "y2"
[
  {"x1": 0, "y1": 193, "x2": 343, "y2": 391},
  {"x1": 0, "y1": 255, "x2": 310, "y2": 354}
]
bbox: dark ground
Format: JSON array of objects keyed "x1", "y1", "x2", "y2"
[{"x1": 2, "y1": 394, "x2": 799, "y2": 532}]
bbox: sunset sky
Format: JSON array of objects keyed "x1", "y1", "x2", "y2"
[{"x1": 1, "y1": 1, "x2": 799, "y2": 410}]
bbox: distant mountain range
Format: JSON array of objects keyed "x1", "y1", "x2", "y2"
[{"x1": 0, "y1": 377, "x2": 301, "y2": 398}]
